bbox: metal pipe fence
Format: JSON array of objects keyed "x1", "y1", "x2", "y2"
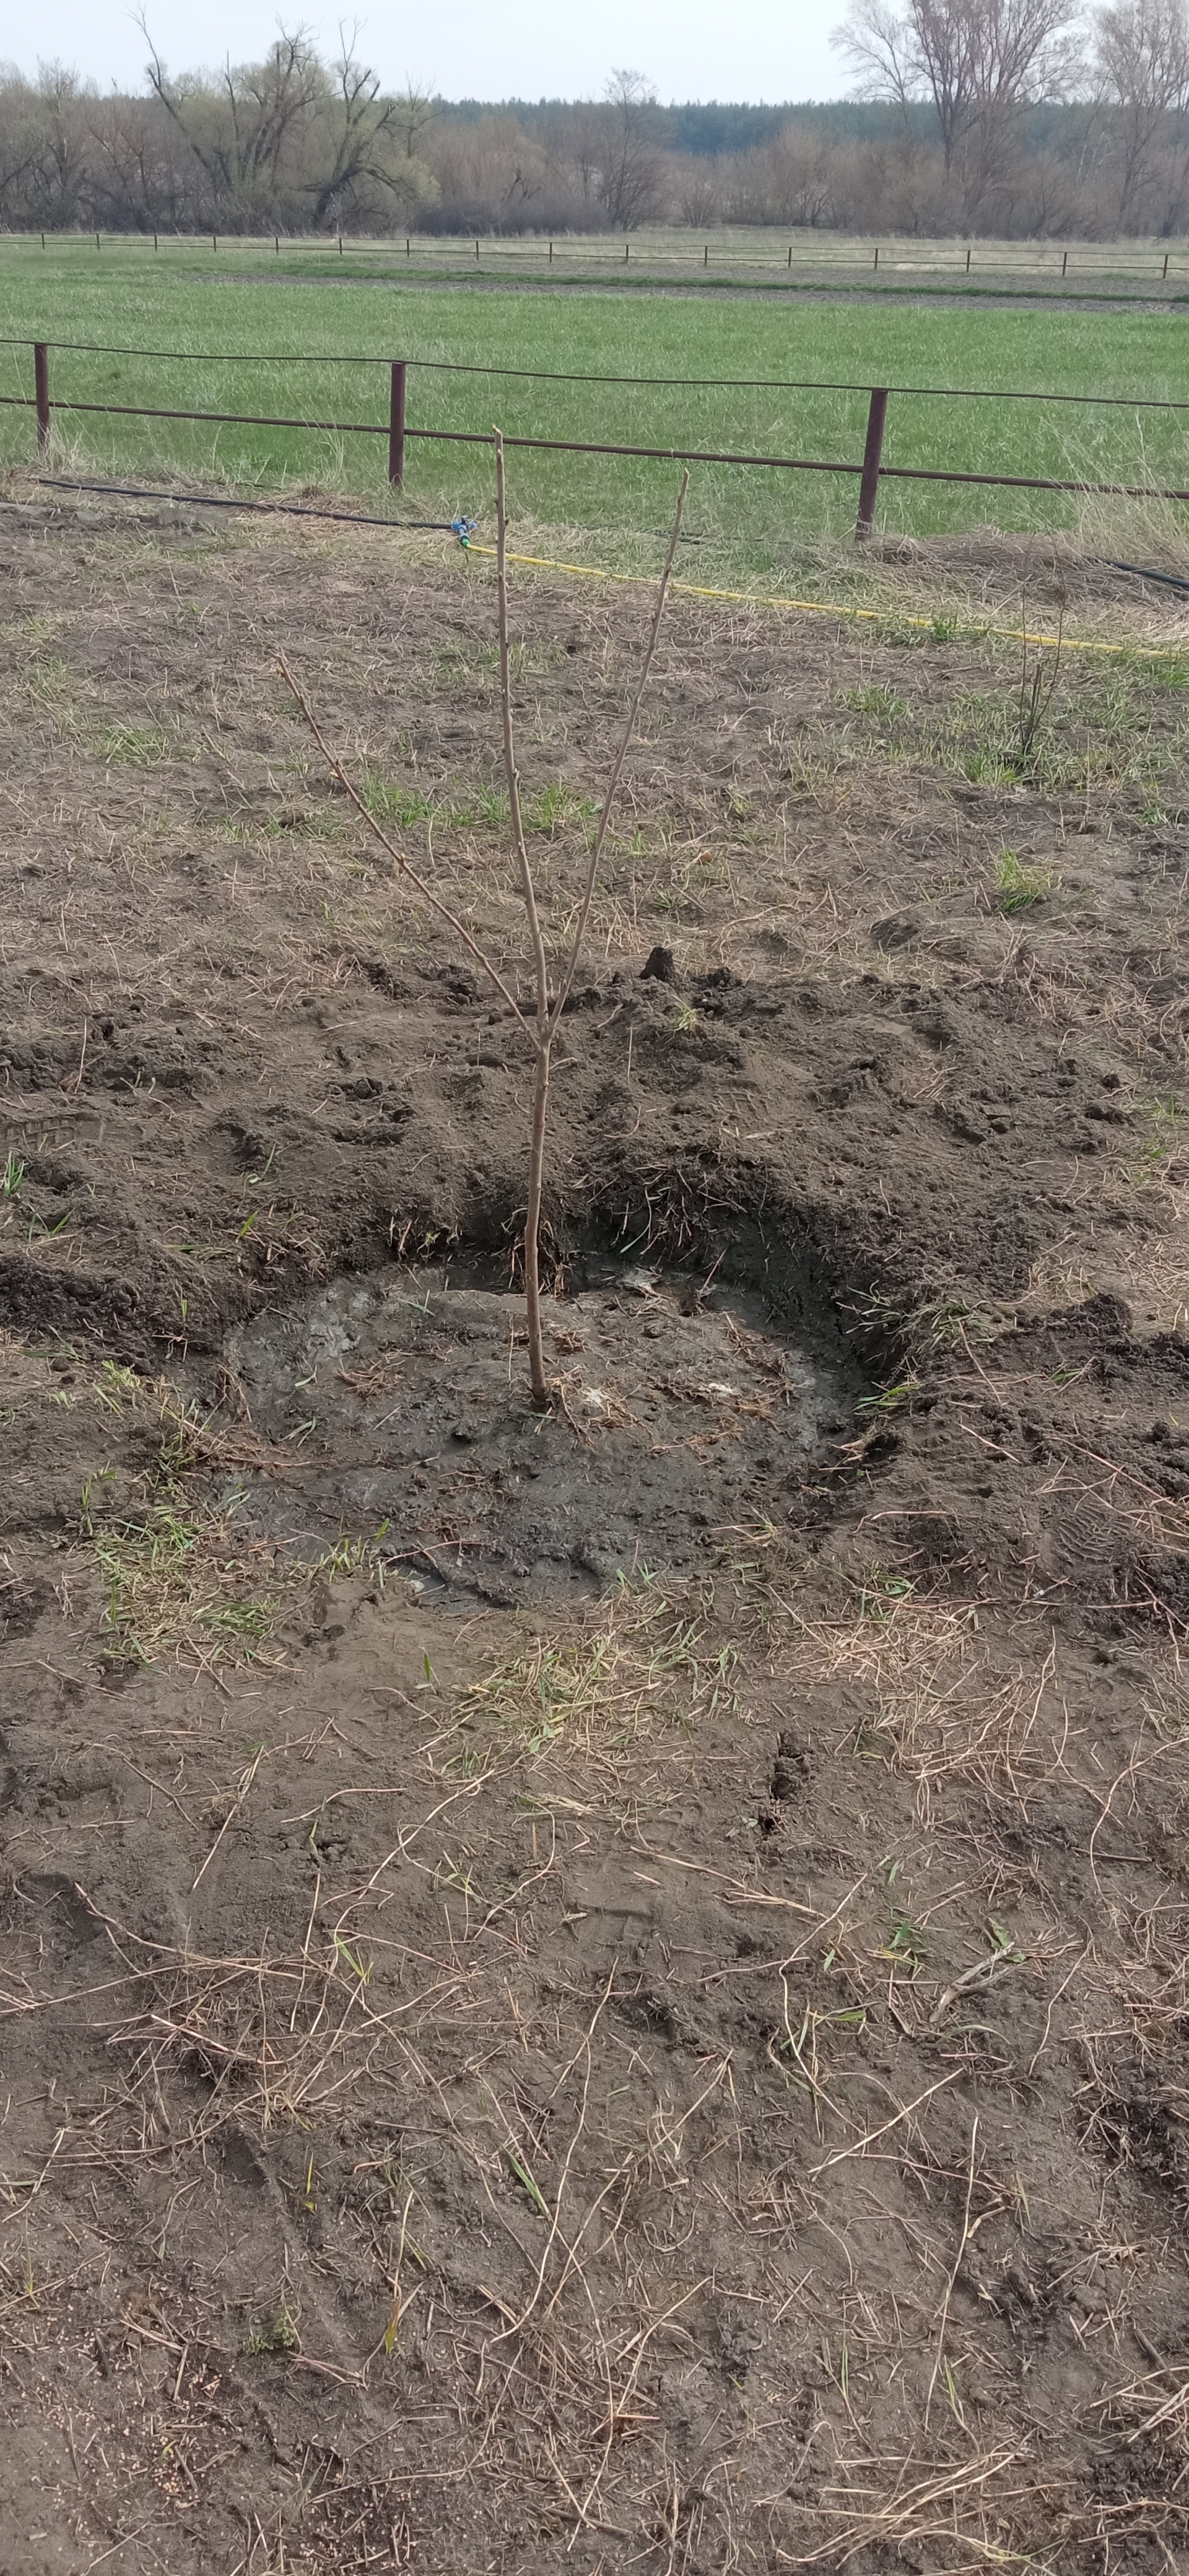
[
  {"x1": 11, "y1": 228, "x2": 1189, "y2": 289},
  {"x1": 7, "y1": 339, "x2": 1189, "y2": 546}
]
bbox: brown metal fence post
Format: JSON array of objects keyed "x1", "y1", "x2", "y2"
[
  {"x1": 389, "y1": 360, "x2": 407, "y2": 485},
  {"x1": 873, "y1": 243, "x2": 879, "y2": 270},
  {"x1": 34, "y1": 342, "x2": 50, "y2": 453},
  {"x1": 1164, "y1": 250, "x2": 1170, "y2": 279},
  {"x1": 965, "y1": 243, "x2": 971, "y2": 272},
  {"x1": 855, "y1": 387, "x2": 888, "y2": 542},
  {"x1": 1061, "y1": 249, "x2": 1068, "y2": 276}
]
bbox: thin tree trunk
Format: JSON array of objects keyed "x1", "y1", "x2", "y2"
[
  {"x1": 523, "y1": 1037, "x2": 551, "y2": 1412},
  {"x1": 494, "y1": 429, "x2": 552, "y2": 1410}
]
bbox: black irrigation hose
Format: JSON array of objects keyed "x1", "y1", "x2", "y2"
[
  {"x1": 1099, "y1": 554, "x2": 1189, "y2": 593},
  {"x1": 32, "y1": 475, "x2": 466, "y2": 531},
  {"x1": 27, "y1": 472, "x2": 697, "y2": 546}
]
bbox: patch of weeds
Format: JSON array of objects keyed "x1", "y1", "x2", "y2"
[
  {"x1": 855, "y1": 1378, "x2": 917, "y2": 1417},
  {"x1": 92, "y1": 1359, "x2": 141, "y2": 1416},
  {"x1": 92, "y1": 722, "x2": 171, "y2": 767},
  {"x1": 244, "y1": 2307, "x2": 300, "y2": 2356},
  {"x1": 91, "y1": 1493, "x2": 275, "y2": 1668},
  {"x1": 315, "y1": 1532, "x2": 373, "y2": 1578},
  {"x1": 522, "y1": 782, "x2": 598, "y2": 836},
  {"x1": 1129, "y1": 1093, "x2": 1184, "y2": 1183},
  {"x1": 879, "y1": 1913, "x2": 927, "y2": 1977},
  {"x1": 504, "y1": 2146, "x2": 550, "y2": 2218},
  {"x1": 19, "y1": 1191, "x2": 72, "y2": 1248},
  {"x1": 912, "y1": 1295, "x2": 1002, "y2": 1348},
  {"x1": 467, "y1": 1634, "x2": 621, "y2": 1754},
  {"x1": 2, "y1": 1154, "x2": 24, "y2": 1200},
  {"x1": 20, "y1": 654, "x2": 73, "y2": 706},
  {"x1": 858, "y1": 1572, "x2": 917, "y2": 1621},
  {"x1": 844, "y1": 682, "x2": 908, "y2": 718},
  {"x1": 216, "y1": 812, "x2": 288, "y2": 843},
  {"x1": 473, "y1": 784, "x2": 510, "y2": 827},
  {"x1": 464, "y1": 1595, "x2": 735, "y2": 1757},
  {"x1": 994, "y1": 850, "x2": 1052, "y2": 913},
  {"x1": 871, "y1": 617, "x2": 934, "y2": 649},
  {"x1": 362, "y1": 773, "x2": 436, "y2": 829},
  {"x1": 1148, "y1": 653, "x2": 1189, "y2": 692}
]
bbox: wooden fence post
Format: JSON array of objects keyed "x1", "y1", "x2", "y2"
[
  {"x1": 1061, "y1": 249, "x2": 1068, "y2": 277},
  {"x1": 855, "y1": 387, "x2": 888, "y2": 542},
  {"x1": 389, "y1": 360, "x2": 407, "y2": 486},
  {"x1": 873, "y1": 243, "x2": 879, "y2": 270},
  {"x1": 34, "y1": 342, "x2": 50, "y2": 452},
  {"x1": 1164, "y1": 250, "x2": 1170, "y2": 279}
]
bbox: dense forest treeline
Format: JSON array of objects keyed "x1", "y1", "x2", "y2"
[{"x1": 6, "y1": 0, "x2": 1189, "y2": 242}]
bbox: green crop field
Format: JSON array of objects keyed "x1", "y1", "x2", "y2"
[{"x1": 3, "y1": 232, "x2": 1189, "y2": 581}]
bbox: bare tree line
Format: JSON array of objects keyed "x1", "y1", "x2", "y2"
[{"x1": 3, "y1": 6, "x2": 1189, "y2": 241}]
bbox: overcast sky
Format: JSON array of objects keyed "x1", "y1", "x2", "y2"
[{"x1": 6, "y1": 0, "x2": 844, "y2": 105}]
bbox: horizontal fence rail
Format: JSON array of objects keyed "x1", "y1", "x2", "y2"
[
  {"x1": 9, "y1": 339, "x2": 1189, "y2": 544},
  {"x1": 10, "y1": 228, "x2": 1189, "y2": 290}
]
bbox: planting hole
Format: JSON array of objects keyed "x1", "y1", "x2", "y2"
[{"x1": 222, "y1": 1247, "x2": 858, "y2": 1604}]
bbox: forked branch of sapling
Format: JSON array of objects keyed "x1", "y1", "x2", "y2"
[
  {"x1": 274, "y1": 661, "x2": 530, "y2": 1033},
  {"x1": 280, "y1": 439, "x2": 687, "y2": 1415}
]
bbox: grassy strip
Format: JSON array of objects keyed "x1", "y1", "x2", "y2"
[{"x1": 2, "y1": 242, "x2": 1188, "y2": 570}]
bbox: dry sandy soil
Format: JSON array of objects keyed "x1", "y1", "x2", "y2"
[{"x1": 2, "y1": 479, "x2": 1189, "y2": 2575}]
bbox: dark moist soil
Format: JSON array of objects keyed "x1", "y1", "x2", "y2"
[
  {"x1": 2, "y1": 483, "x2": 1189, "y2": 2576},
  {"x1": 224, "y1": 1253, "x2": 856, "y2": 1604}
]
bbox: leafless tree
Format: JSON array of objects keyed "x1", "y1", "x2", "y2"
[
  {"x1": 391, "y1": 79, "x2": 440, "y2": 159},
  {"x1": 832, "y1": 0, "x2": 1084, "y2": 214},
  {"x1": 598, "y1": 69, "x2": 663, "y2": 228},
  {"x1": 137, "y1": 17, "x2": 325, "y2": 225},
  {"x1": 1094, "y1": 0, "x2": 1189, "y2": 222},
  {"x1": 304, "y1": 35, "x2": 406, "y2": 227}
]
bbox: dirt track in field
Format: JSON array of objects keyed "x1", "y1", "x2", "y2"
[{"x1": 2, "y1": 481, "x2": 1189, "y2": 2575}]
